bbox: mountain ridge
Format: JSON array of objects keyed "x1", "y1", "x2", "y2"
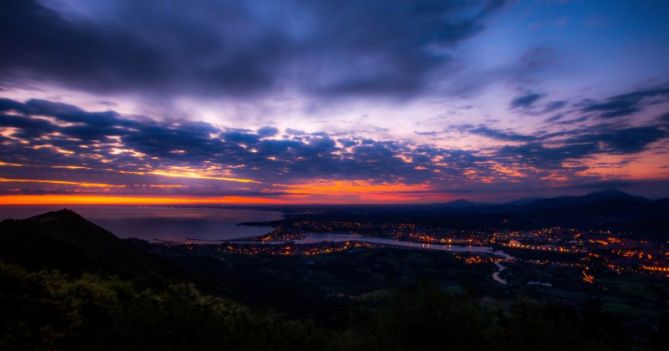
[{"x1": 0, "y1": 209, "x2": 166, "y2": 276}]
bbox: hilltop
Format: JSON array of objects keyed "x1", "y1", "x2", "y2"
[{"x1": 0, "y1": 209, "x2": 165, "y2": 276}]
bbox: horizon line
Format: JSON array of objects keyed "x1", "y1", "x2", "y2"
[{"x1": 0, "y1": 190, "x2": 653, "y2": 207}]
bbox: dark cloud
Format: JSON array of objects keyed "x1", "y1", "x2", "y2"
[
  {"x1": 454, "y1": 124, "x2": 536, "y2": 142},
  {"x1": 580, "y1": 85, "x2": 669, "y2": 118},
  {"x1": 554, "y1": 116, "x2": 588, "y2": 126},
  {"x1": 659, "y1": 112, "x2": 669, "y2": 123},
  {"x1": 257, "y1": 126, "x2": 279, "y2": 137},
  {"x1": 496, "y1": 142, "x2": 596, "y2": 168},
  {"x1": 495, "y1": 124, "x2": 668, "y2": 168},
  {"x1": 0, "y1": 98, "x2": 23, "y2": 112},
  {"x1": 542, "y1": 100, "x2": 567, "y2": 113},
  {"x1": 414, "y1": 131, "x2": 439, "y2": 136},
  {"x1": 285, "y1": 128, "x2": 306, "y2": 135},
  {"x1": 578, "y1": 126, "x2": 667, "y2": 154},
  {"x1": 544, "y1": 114, "x2": 564, "y2": 123},
  {"x1": 510, "y1": 92, "x2": 545, "y2": 109},
  {"x1": 0, "y1": 0, "x2": 507, "y2": 99}
]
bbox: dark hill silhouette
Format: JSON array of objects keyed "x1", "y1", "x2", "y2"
[
  {"x1": 0, "y1": 209, "x2": 165, "y2": 276},
  {"x1": 511, "y1": 189, "x2": 648, "y2": 211},
  {"x1": 511, "y1": 192, "x2": 668, "y2": 235},
  {"x1": 441, "y1": 199, "x2": 482, "y2": 208}
]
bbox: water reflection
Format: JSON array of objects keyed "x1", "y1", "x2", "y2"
[{"x1": 0, "y1": 206, "x2": 282, "y2": 241}]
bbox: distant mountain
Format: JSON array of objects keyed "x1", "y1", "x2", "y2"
[
  {"x1": 258, "y1": 191, "x2": 669, "y2": 237},
  {"x1": 511, "y1": 190, "x2": 647, "y2": 211},
  {"x1": 439, "y1": 199, "x2": 483, "y2": 208},
  {"x1": 417, "y1": 190, "x2": 658, "y2": 216},
  {"x1": 478, "y1": 191, "x2": 668, "y2": 236},
  {"x1": 504, "y1": 197, "x2": 541, "y2": 206},
  {"x1": 0, "y1": 209, "x2": 165, "y2": 275}
]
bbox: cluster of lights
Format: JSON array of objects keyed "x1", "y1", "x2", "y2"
[
  {"x1": 503, "y1": 240, "x2": 577, "y2": 253},
  {"x1": 640, "y1": 265, "x2": 669, "y2": 273},
  {"x1": 214, "y1": 241, "x2": 374, "y2": 256}
]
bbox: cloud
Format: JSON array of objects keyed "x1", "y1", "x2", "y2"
[
  {"x1": 257, "y1": 126, "x2": 279, "y2": 137},
  {"x1": 495, "y1": 124, "x2": 668, "y2": 168},
  {"x1": 542, "y1": 100, "x2": 567, "y2": 113},
  {"x1": 0, "y1": 0, "x2": 507, "y2": 100},
  {"x1": 580, "y1": 84, "x2": 669, "y2": 118},
  {"x1": 414, "y1": 131, "x2": 440, "y2": 137},
  {"x1": 509, "y1": 92, "x2": 545, "y2": 109},
  {"x1": 572, "y1": 126, "x2": 667, "y2": 154},
  {"x1": 453, "y1": 124, "x2": 536, "y2": 142}
]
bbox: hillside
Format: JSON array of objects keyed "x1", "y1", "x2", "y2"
[{"x1": 0, "y1": 209, "x2": 165, "y2": 276}]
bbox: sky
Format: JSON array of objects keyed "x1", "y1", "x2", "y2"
[{"x1": 1, "y1": 0, "x2": 669, "y2": 204}]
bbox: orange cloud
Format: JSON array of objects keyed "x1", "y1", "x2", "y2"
[
  {"x1": 121, "y1": 166, "x2": 259, "y2": 184},
  {"x1": 0, "y1": 177, "x2": 125, "y2": 188},
  {"x1": 573, "y1": 150, "x2": 669, "y2": 180},
  {"x1": 277, "y1": 179, "x2": 430, "y2": 195},
  {"x1": 274, "y1": 180, "x2": 450, "y2": 203},
  {"x1": 0, "y1": 161, "x2": 23, "y2": 167}
]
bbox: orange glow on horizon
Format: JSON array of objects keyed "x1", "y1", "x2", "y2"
[
  {"x1": 0, "y1": 179, "x2": 454, "y2": 205},
  {"x1": 0, "y1": 194, "x2": 284, "y2": 205}
]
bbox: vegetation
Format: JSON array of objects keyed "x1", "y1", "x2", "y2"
[
  {"x1": 0, "y1": 262, "x2": 331, "y2": 350},
  {"x1": 3, "y1": 262, "x2": 664, "y2": 350}
]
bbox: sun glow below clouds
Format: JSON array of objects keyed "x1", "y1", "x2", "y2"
[
  {"x1": 278, "y1": 180, "x2": 431, "y2": 195},
  {"x1": 0, "y1": 177, "x2": 125, "y2": 188},
  {"x1": 274, "y1": 180, "x2": 452, "y2": 203},
  {"x1": 0, "y1": 179, "x2": 452, "y2": 205},
  {"x1": 0, "y1": 194, "x2": 284, "y2": 205}
]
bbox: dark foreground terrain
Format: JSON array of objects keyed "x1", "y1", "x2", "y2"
[{"x1": 1, "y1": 209, "x2": 668, "y2": 350}]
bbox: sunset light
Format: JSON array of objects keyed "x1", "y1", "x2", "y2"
[
  {"x1": 0, "y1": 194, "x2": 284, "y2": 206},
  {"x1": 2, "y1": 1, "x2": 668, "y2": 349}
]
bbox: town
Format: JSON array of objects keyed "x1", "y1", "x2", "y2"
[{"x1": 159, "y1": 220, "x2": 669, "y2": 284}]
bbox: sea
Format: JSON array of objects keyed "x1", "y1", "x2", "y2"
[{"x1": 0, "y1": 206, "x2": 282, "y2": 242}]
